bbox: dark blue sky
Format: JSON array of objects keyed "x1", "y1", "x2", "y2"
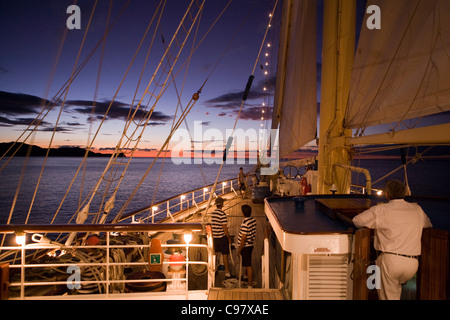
[{"x1": 0, "y1": 0, "x2": 280, "y2": 155}]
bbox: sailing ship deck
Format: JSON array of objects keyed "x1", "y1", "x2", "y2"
[
  {"x1": 158, "y1": 186, "x2": 283, "y2": 300},
  {"x1": 204, "y1": 193, "x2": 284, "y2": 300}
]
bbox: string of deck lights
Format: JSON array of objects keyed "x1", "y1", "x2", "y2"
[{"x1": 260, "y1": 12, "x2": 275, "y2": 129}]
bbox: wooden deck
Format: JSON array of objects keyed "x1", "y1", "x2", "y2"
[
  {"x1": 209, "y1": 195, "x2": 269, "y2": 287},
  {"x1": 204, "y1": 192, "x2": 285, "y2": 300},
  {"x1": 208, "y1": 288, "x2": 285, "y2": 300},
  {"x1": 155, "y1": 187, "x2": 284, "y2": 300}
]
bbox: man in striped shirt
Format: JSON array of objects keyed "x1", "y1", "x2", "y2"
[
  {"x1": 237, "y1": 204, "x2": 256, "y2": 288},
  {"x1": 211, "y1": 197, "x2": 232, "y2": 278}
]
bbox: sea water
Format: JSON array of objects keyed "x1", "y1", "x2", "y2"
[
  {"x1": 0, "y1": 157, "x2": 255, "y2": 224},
  {"x1": 0, "y1": 157, "x2": 449, "y2": 225}
]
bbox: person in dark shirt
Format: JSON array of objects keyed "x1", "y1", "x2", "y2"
[{"x1": 211, "y1": 197, "x2": 232, "y2": 278}]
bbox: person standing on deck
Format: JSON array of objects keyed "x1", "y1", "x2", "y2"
[
  {"x1": 238, "y1": 167, "x2": 247, "y2": 198},
  {"x1": 211, "y1": 197, "x2": 232, "y2": 279},
  {"x1": 352, "y1": 180, "x2": 432, "y2": 300},
  {"x1": 237, "y1": 204, "x2": 257, "y2": 288}
]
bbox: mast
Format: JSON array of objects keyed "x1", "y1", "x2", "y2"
[{"x1": 318, "y1": 0, "x2": 356, "y2": 195}]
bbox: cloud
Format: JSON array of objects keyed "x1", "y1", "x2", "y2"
[
  {"x1": 66, "y1": 99, "x2": 173, "y2": 125},
  {"x1": 37, "y1": 126, "x2": 74, "y2": 133},
  {"x1": 0, "y1": 116, "x2": 50, "y2": 127},
  {"x1": 238, "y1": 106, "x2": 273, "y2": 121},
  {"x1": 0, "y1": 92, "x2": 77, "y2": 133},
  {"x1": 66, "y1": 99, "x2": 129, "y2": 119},
  {"x1": 204, "y1": 76, "x2": 276, "y2": 121},
  {"x1": 205, "y1": 90, "x2": 272, "y2": 109},
  {"x1": 62, "y1": 121, "x2": 83, "y2": 126},
  {"x1": 0, "y1": 91, "x2": 51, "y2": 116},
  {"x1": 0, "y1": 91, "x2": 174, "y2": 130}
]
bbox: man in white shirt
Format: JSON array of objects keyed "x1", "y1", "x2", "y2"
[{"x1": 352, "y1": 180, "x2": 433, "y2": 300}]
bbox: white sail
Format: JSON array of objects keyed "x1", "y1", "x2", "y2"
[
  {"x1": 272, "y1": 0, "x2": 317, "y2": 157},
  {"x1": 346, "y1": 0, "x2": 450, "y2": 131}
]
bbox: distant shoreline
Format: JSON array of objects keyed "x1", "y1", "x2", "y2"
[
  {"x1": 0, "y1": 142, "x2": 125, "y2": 158},
  {"x1": 1, "y1": 142, "x2": 449, "y2": 161}
]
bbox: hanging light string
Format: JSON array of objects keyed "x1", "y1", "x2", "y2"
[
  {"x1": 202, "y1": 0, "x2": 279, "y2": 223},
  {"x1": 260, "y1": 10, "x2": 275, "y2": 129}
]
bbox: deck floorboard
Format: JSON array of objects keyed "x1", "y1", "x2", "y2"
[{"x1": 208, "y1": 287, "x2": 285, "y2": 300}]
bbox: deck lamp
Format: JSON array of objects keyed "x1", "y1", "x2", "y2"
[
  {"x1": 330, "y1": 184, "x2": 338, "y2": 195},
  {"x1": 15, "y1": 232, "x2": 26, "y2": 245},
  {"x1": 184, "y1": 233, "x2": 192, "y2": 244}
]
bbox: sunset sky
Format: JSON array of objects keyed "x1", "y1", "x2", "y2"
[{"x1": 0, "y1": 0, "x2": 281, "y2": 157}]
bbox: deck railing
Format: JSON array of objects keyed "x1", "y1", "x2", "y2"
[
  {"x1": 0, "y1": 223, "x2": 212, "y2": 300},
  {"x1": 119, "y1": 178, "x2": 239, "y2": 223}
]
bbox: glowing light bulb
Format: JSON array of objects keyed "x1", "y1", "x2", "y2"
[
  {"x1": 15, "y1": 232, "x2": 26, "y2": 245},
  {"x1": 184, "y1": 233, "x2": 192, "y2": 244}
]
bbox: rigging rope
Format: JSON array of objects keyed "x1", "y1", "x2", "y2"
[
  {"x1": 108, "y1": 0, "x2": 236, "y2": 223},
  {"x1": 0, "y1": 0, "x2": 133, "y2": 172},
  {"x1": 75, "y1": 0, "x2": 206, "y2": 224},
  {"x1": 112, "y1": 90, "x2": 203, "y2": 223},
  {"x1": 51, "y1": 0, "x2": 169, "y2": 224},
  {"x1": 371, "y1": 146, "x2": 433, "y2": 186},
  {"x1": 202, "y1": 0, "x2": 279, "y2": 222},
  {"x1": 99, "y1": 0, "x2": 207, "y2": 224},
  {"x1": 3, "y1": 0, "x2": 99, "y2": 230},
  {"x1": 82, "y1": 0, "x2": 114, "y2": 218},
  {"x1": 0, "y1": 0, "x2": 132, "y2": 230},
  {"x1": 147, "y1": 12, "x2": 205, "y2": 221}
]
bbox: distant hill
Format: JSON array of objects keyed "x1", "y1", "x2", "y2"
[{"x1": 0, "y1": 142, "x2": 125, "y2": 158}]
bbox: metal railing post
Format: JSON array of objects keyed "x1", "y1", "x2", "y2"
[
  {"x1": 106, "y1": 232, "x2": 110, "y2": 298},
  {"x1": 20, "y1": 242, "x2": 25, "y2": 300}
]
